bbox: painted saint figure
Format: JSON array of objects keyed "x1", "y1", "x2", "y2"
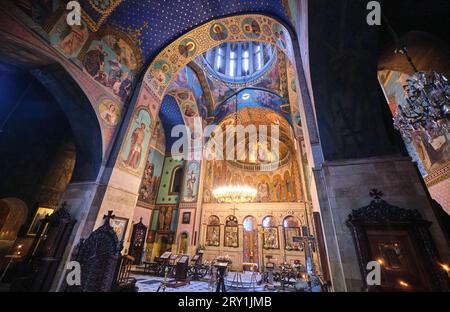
[
  {"x1": 124, "y1": 122, "x2": 146, "y2": 169},
  {"x1": 186, "y1": 170, "x2": 197, "y2": 199}
]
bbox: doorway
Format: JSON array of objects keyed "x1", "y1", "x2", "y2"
[{"x1": 243, "y1": 216, "x2": 259, "y2": 266}]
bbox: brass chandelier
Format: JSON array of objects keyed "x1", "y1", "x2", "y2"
[{"x1": 212, "y1": 90, "x2": 257, "y2": 204}]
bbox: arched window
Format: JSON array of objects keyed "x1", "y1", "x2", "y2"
[
  {"x1": 169, "y1": 166, "x2": 183, "y2": 194},
  {"x1": 202, "y1": 41, "x2": 276, "y2": 84},
  {"x1": 283, "y1": 216, "x2": 301, "y2": 251},
  {"x1": 262, "y1": 216, "x2": 279, "y2": 250},
  {"x1": 206, "y1": 215, "x2": 220, "y2": 247},
  {"x1": 224, "y1": 215, "x2": 239, "y2": 248}
]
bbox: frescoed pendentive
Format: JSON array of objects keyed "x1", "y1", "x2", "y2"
[
  {"x1": 81, "y1": 29, "x2": 140, "y2": 101},
  {"x1": 120, "y1": 108, "x2": 152, "y2": 172}
]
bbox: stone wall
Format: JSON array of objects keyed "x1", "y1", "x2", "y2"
[{"x1": 315, "y1": 156, "x2": 450, "y2": 291}]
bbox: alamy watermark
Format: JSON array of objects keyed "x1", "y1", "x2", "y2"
[
  {"x1": 367, "y1": 1, "x2": 381, "y2": 26},
  {"x1": 366, "y1": 261, "x2": 381, "y2": 286},
  {"x1": 66, "y1": 261, "x2": 81, "y2": 286},
  {"x1": 66, "y1": 1, "x2": 81, "y2": 26}
]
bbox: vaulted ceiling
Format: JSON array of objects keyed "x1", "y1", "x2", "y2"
[{"x1": 82, "y1": 0, "x2": 290, "y2": 65}]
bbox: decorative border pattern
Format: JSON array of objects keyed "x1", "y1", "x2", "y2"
[
  {"x1": 424, "y1": 164, "x2": 450, "y2": 187},
  {"x1": 144, "y1": 15, "x2": 294, "y2": 100},
  {"x1": 82, "y1": 1, "x2": 123, "y2": 32}
]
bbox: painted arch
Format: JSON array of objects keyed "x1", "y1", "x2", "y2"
[{"x1": 116, "y1": 14, "x2": 300, "y2": 177}]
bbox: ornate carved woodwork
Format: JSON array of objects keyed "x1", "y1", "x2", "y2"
[
  {"x1": 10, "y1": 202, "x2": 76, "y2": 292},
  {"x1": 129, "y1": 218, "x2": 148, "y2": 264},
  {"x1": 346, "y1": 190, "x2": 449, "y2": 292},
  {"x1": 69, "y1": 211, "x2": 123, "y2": 292}
]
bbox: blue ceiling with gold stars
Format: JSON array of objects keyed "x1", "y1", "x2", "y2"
[
  {"x1": 159, "y1": 94, "x2": 185, "y2": 149},
  {"x1": 84, "y1": 0, "x2": 289, "y2": 65}
]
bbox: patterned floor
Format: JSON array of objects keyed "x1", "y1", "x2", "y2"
[{"x1": 132, "y1": 272, "x2": 297, "y2": 293}]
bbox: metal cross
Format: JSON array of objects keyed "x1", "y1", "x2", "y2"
[{"x1": 103, "y1": 210, "x2": 116, "y2": 225}]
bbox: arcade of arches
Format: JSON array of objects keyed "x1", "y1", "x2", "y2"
[{"x1": 0, "y1": 0, "x2": 448, "y2": 293}]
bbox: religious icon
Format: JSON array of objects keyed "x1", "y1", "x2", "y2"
[
  {"x1": 121, "y1": 108, "x2": 151, "y2": 171},
  {"x1": 110, "y1": 217, "x2": 129, "y2": 242},
  {"x1": 182, "y1": 212, "x2": 191, "y2": 224},
  {"x1": 99, "y1": 99, "x2": 121, "y2": 126},
  {"x1": 183, "y1": 162, "x2": 200, "y2": 202},
  {"x1": 379, "y1": 243, "x2": 404, "y2": 270},
  {"x1": 183, "y1": 102, "x2": 197, "y2": 117},
  {"x1": 56, "y1": 18, "x2": 89, "y2": 57},
  {"x1": 158, "y1": 207, "x2": 166, "y2": 231},
  {"x1": 164, "y1": 208, "x2": 173, "y2": 231},
  {"x1": 178, "y1": 38, "x2": 197, "y2": 58},
  {"x1": 263, "y1": 228, "x2": 279, "y2": 249},
  {"x1": 272, "y1": 23, "x2": 287, "y2": 50},
  {"x1": 241, "y1": 17, "x2": 261, "y2": 38},
  {"x1": 257, "y1": 181, "x2": 270, "y2": 202},
  {"x1": 273, "y1": 175, "x2": 282, "y2": 201},
  {"x1": 224, "y1": 216, "x2": 239, "y2": 248},
  {"x1": 153, "y1": 60, "x2": 172, "y2": 84},
  {"x1": 27, "y1": 207, "x2": 55, "y2": 236},
  {"x1": 210, "y1": 23, "x2": 228, "y2": 41},
  {"x1": 206, "y1": 226, "x2": 220, "y2": 247}
]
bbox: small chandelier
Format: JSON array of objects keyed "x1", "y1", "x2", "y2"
[
  {"x1": 212, "y1": 185, "x2": 257, "y2": 203},
  {"x1": 392, "y1": 46, "x2": 450, "y2": 141}
]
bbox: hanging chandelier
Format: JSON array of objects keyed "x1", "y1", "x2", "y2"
[
  {"x1": 212, "y1": 185, "x2": 257, "y2": 203},
  {"x1": 392, "y1": 46, "x2": 450, "y2": 141},
  {"x1": 212, "y1": 90, "x2": 257, "y2": 204}
]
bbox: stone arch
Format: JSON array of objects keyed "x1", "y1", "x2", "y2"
[
  {"x1": 114, "y1": 14, "x2": 300, "y2": 180},
  {"x1": 0, "y1": 37, "x2": 103, "y2": 182}
]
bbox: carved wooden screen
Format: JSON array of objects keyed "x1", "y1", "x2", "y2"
[
  {"x1": 347, "y1": 192, "x2": 449, "y2": 292},
  {"x1": 129, "y1": 218, "x2": 147, "y2": 264},
  {"x1": 69, "y1": 212, "x2": 123, "y2": 292}
]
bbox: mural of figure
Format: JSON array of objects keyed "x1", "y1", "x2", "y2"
[
  {"x1": 210, "y1": 23, "x2": 228, "y2": 41},
  {"x1": 273, "y1": 177, "x2": 282, "y2": 201},
  {"x1": 118, "y1": 71, "x2": 133, "y2": 100},
  {"x1": 257, "y1": 182, "x2": 270, "y2": 202},
  {"x1": 108, "y1": 59, "x2": 123, "y2": 87},
  {"x1": 83, "y1": 44, "x2": 107, "y2": 78},
  {"x1": 186, "y1": 170, "x2": 197, "y2": 199},
  {"x1": 164, "y1": 208, "x2": 173, "y2": 231},
  {"x1": 203, "y1": 189, "x2": 211, "y2": 203},
  {"x1": 184, "y1": 103, "x2": 197, "y2": 117},
  {"x1": 100, "y1": 101, "x2": 119, "y2": 126},
  {"x1": 158, "y1": 208, "x2": 166, "y2": 230},
  {"x1": 58, "y1": 23, "x2": 89, "y2": 56},
  {"x1": 124, "y1": 123, "x2": 146, "y2": 169}
]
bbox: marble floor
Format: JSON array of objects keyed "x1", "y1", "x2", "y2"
[{"x1": 132, "y1": 272, "x2": 300, "y2": 292}]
